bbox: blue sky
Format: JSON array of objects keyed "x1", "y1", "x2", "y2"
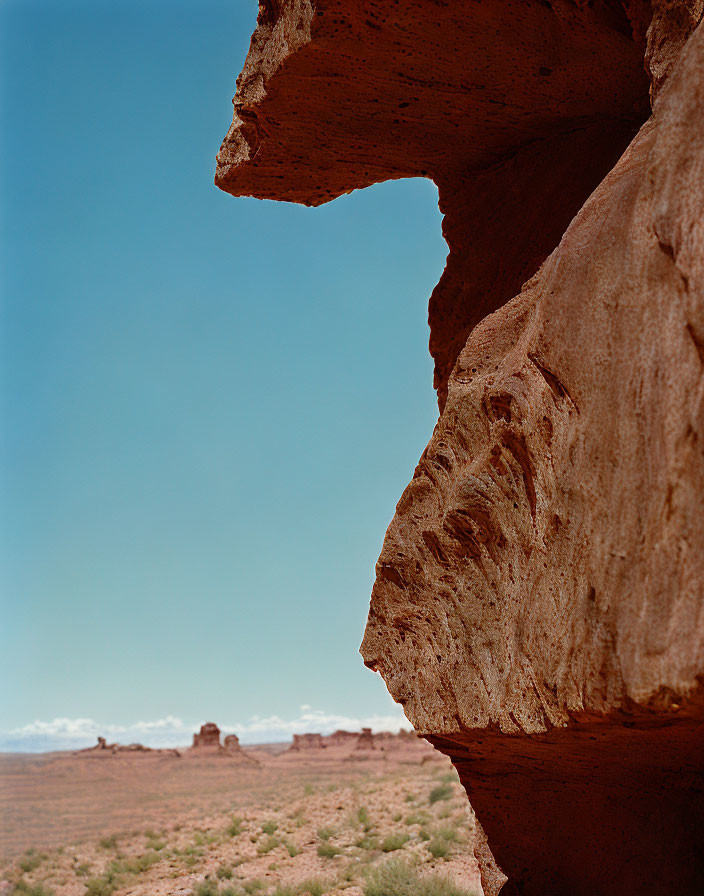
[{"x1": 0, "y1": 0, "x2": 446, "y2": 750}]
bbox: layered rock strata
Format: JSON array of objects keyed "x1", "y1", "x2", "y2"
[{"x1": 216, "y1": 2, "x2": 704, "y2": 893}]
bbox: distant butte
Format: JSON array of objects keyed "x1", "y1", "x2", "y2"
[
  {"x1": 189, "y1": 723, "x2": 258, "y2": 763},
  {"x1": 215, "y1": 3, "x2": 704, "y2": 894}
]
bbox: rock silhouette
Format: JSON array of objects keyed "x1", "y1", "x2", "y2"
[{"x1": 215, "y1": 2, "x2": 704, "y2": 894}]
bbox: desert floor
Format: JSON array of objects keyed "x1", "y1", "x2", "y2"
[{"x1": 0, "y1": 742, "x2": 482, "y2": 896}]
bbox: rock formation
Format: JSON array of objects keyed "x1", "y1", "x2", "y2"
[
  {"x1": 190, "y1": 725, "x2": 257, "y2": 762},
  {"x1": 77, "y1": 737, "x2": 180, "y2": 758},
  {"x1": 192, "y1": 722, "x2": 222, "y2": 750},
  {"x1": 289, "y1": 733, "x2": 326, "y2": 750},
  {"x1": 354, "y1": 727, "x2": 375, "y2": 750},
  {"x1": 324, "y1": 729, "x2": 358, "y2": 747},
  {"x1": 223, "y1": 733, "x2": 240, "y2": 752},
  {"x1": 215, "y1": 2, "x2": 704, "y2": 894}
]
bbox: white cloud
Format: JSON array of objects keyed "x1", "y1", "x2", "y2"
[{"x1": 1, "y1": 706, "x2": 411, "y2": 753}]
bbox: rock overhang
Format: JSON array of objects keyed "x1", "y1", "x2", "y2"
[
  {"x1": 214, "y1": 2, "x2": 704, "y2": 894},
  {"x1": 216, "y1": 0, "x2": 651, "y2": 206},
  {"x1": 216, "y1": 1, "x2": 655, "y2": 405}
]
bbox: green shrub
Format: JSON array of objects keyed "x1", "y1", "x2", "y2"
[
  {"x1": 127, "y1": 851, "x2": 161, "y2": 873},
  {"x1": 12, "y1": 883, "x2": 56, "y2": 896},
  {"x1": 226, "y1": 816, "x2": 243, "y2": 837},
  {"x1": 84, "y1": 878, "x2": 118, "y2": 896},
  {"x1": 257, "y1": 835, "x2": 280, "y2": 855},
  {"x1": 427, "y1": 839, "x2": 449, "y2": 859},
  {"x1": 193, "y1": 882, "x2": 219, "y2": 896},
  {"x1": 316, "y1": 842, "x2": 340, "y2": 859},
  {"x1": 364, "y1": 859, "x2": 477, "y2": 896},
  {"x1": 104, "y1": 858, "x2": 129, "y2": 876},
  {"x1": 429, "y1": 784, "x2": 453, "y2": 805},
  {"x1": 178, "y1": 844, "x2": 203, "y2": 857},
  {"x1": 270, "y1": 882, "x2": 326, "y2": 896},
  {"x1": 18, "y1": 854, "x2": 43, "y2": 874},
  {"x1": 261, "y1": 820, "x2": 278, "y2": 835},
  {"x1": 298, "y1": 881, "x2": 325, "y2": 896},
  {"x1": 438, "y1": 772, "x2": 458, "y2": 784},
  {"x1": 317, "y1": 826, "x2": 334, "y2": 841},
  {"x1": 146, "y1": 838, "x2": 166, "y2": 851},
  {"x1": 381, "y1": 833, "x2": 409, "y2": 853},
  {"x1": 355, "y1": 833, "x2": 379, "y2": 850},
  {"x1": 216, "y1": 865, "x2": 233, "y2": 880},
  {"x1": 17, "y1": 850, "x2": 48, "y2": 875},
  {"x1": 434, "y1": 825, "x2": 459, "y2": 843},
  {"x1": 98, "y1": 835, "x2": 119, "y2": 850},
  {"x1": 357, "y1": 806, "x2": 370, "y2": 829},
  {"x1": 284, "y1": 840, "x2": 301, "y2": 857},
  {"x1": 75, "y1": 863, "x2": 91, "y2": 877}
]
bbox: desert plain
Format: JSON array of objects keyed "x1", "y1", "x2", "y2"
[{"x1": 0, "y1": 730, "x2": 483, "y2": 896}]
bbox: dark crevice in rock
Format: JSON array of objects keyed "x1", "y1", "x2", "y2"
[{"x1": 430, "y1": 704, "x2": 704, "y2": 896}]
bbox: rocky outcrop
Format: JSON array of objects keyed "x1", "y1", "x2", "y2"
[
  {"x1": 289, "y1": 733, "x2": 326, "y2": 751},
  {"x1": 223, "y1": 734, "x2": 241, "y2": 752},
  {"x1": 190, "y1": 725, "x2": 257, "y2": 762},
  {"x1": 77, "y1": 737, "x2": 180, "y2": 758},
  {"x1": 192, "y1": 722, "x2": 222, "y2": 750},
  {"x1": 354, "y1": 727, "x2": 375, "y2": 750},
  {"x1": 317, "y1": 728, "x2": 426, "y2": 750},
  {"x1": 215, "y1": 2, "x2": 704, "y2": 894},
  {"x1": 324, "y1": 729, "x2": 358, "y2": 747},
  {"x1": 216, "y1": 0, "x2": 656, "y2": 407}
]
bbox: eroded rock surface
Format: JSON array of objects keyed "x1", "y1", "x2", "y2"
[{"x1": 216, "y1": 2, "x2": 704, "y2": 893}]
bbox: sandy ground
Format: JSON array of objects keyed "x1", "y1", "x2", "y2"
[{"x1": 0, "y1": 741, "x2": 482, "y2": 896}]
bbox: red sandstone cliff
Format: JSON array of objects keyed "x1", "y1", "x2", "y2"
[{"x1": 215, "y1": 3, "x2": 704, "y2": 893}]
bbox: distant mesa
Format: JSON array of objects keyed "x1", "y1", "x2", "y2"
[
  {"x1": 77, "y1": 736, "x2": 180, "y2": 758},
  {"x1": 286, "y1": 728, "x2": 427, "y2": 755},
  {"x1": 289, "y1": 732, "x2": 326, "y2": 751},
  {"x1": 325, "y1": 729, "x2": 358, "y2": 747}
]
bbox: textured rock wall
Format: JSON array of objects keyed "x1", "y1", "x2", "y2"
[
  {"x1": 216, "y1": 2, "x2": 704, "y2": 893},
  {"x1": 216, "y1": 0, "x2": 652, "y2": 405}
]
